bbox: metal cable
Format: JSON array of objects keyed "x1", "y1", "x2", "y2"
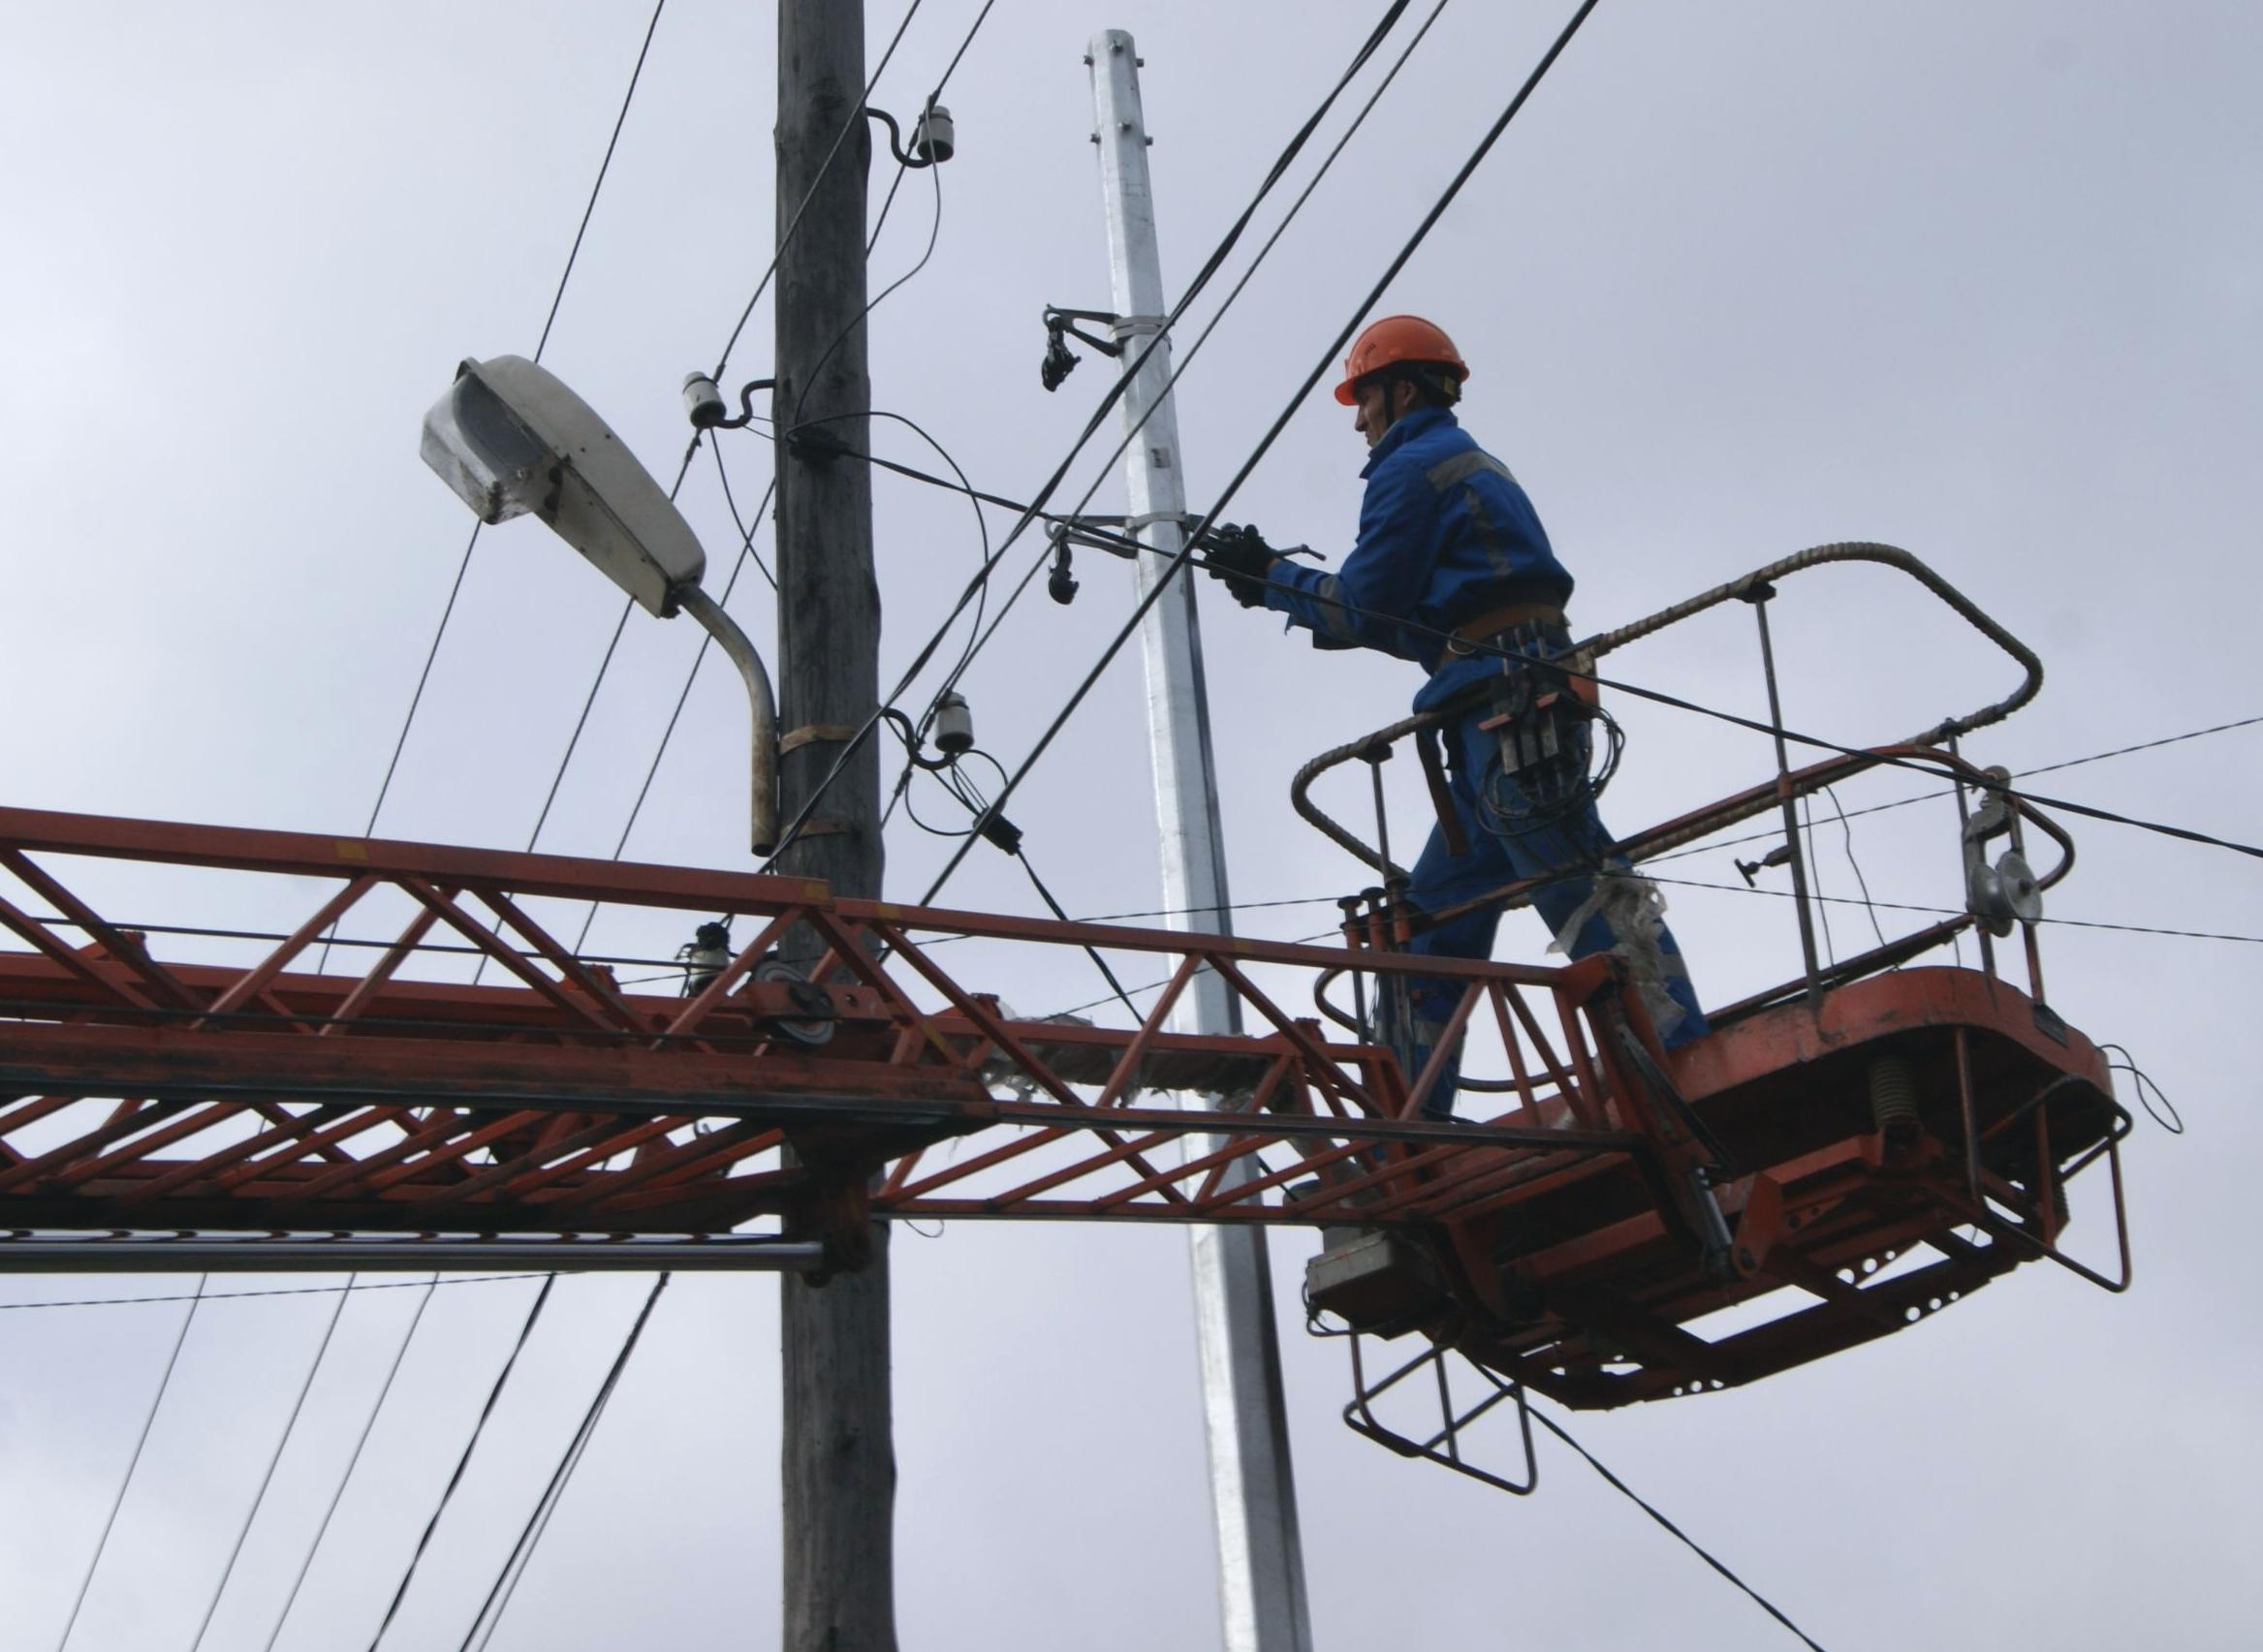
[
  {"x1": 1, "y1": 1274, "x2": 539, "y2": 1315},
  {"x1": 1208, "y1": 545, "x2": 2263, "y2": 874},
  {"x1": 1529, "y1": 1405, "x2": 1832, "y2": 1652},
  {"x1": 543, "y1": 0, "x2": 996, "y2": 957},
  {"x1": 456, "y1": 1274, "x2": 674, "y2": 1652},
  {"x1": 365, "y1": 1274, "x2": 557, "y2": 1651},
  {"x1": 912, "y1": 0, "x2": 1607, "y2": 908},
  {"x1": 52, "y1": 1275, "x2": 207, "y2": 1652},
  {"x1": 346, "y1": 0, "x2": 671, "y2": 862},
  {"x1": 1820, "y1": 784, "x2": 1890, "y2": 951},
  {"x1": 707, "y1": 0, "x2": 930, "y2": 377},
  {"x1": 1649, "y1": 711, "x2": 2263, "y2": 865},
  {"x1": 187, "y1": 1276, "x2": 360, "y2": 1651},
  {"x1": 260, "y1": 1274, "x2": 443, "y2": 1652},
  {"x1": 756, "y1": 0, "x2": 1444, "y2": 868}
]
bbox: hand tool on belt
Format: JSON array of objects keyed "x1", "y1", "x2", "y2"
[{"x1": 1420, "y1": 600, "x2": 1602, "y2": 840}]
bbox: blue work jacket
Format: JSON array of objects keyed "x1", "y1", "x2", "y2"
[{"x1": 1262, "y1": 405, "x2": 1572, "y2": 713}]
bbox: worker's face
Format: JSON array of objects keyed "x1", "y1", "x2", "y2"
[{"x1": 1352, "y1": 378, "x2": 1412, "y2": 449}]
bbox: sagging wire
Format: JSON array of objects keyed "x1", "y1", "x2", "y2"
[
  {"x1": 1821, "y1": 783, "x2": 1890, "y2": 952},
  {"x1": 1643, "y1": 715, "x2": 2263, "y2": 868},
  {"x1": 752, "y1": 0, "x2": 1444, "y2": 872},
  {"x1": 1529, "y1": 1405, "x2": 1834, "y2": 1652},
  {"x1": 261, "y1": 1275, "x2": 444, "y2": 1652},
  {"x1": 1164, "y1": 549, "x2": 2263, "y2": 875},
  {"x1": 707, "y1": 0, "x2": 932, "y2": 377},
  {"x1": 2, "y1": 1273, "x2": 538, "y2": 1315},
  {"x1": 52, "y1": 1275, "x2": 207, "y2": 1652},
  {"x1": 364, "y1": 1274, "x2": 558, "y2": 1652},
  {"x1": 912, "y1": 0, "x2": 1457, "y2": 740},
  {"x1": 2098, "y1": 1042, "x2": 2183, "y2": 1136},
  {"x1": 909, "y1": 0, "x2": 1610, "y2": 912},
  {"x1": 1801, "y1": 793, "x2": 1834, "y2": 967},
  {"x1": 325, "y1": 0, "x2": 671, "y2": 973},
  {"x1": 189, "y1": 1276, "x2": 361, "y2": 1651},
  {"x1": 522, "y1": 0, "x2": 983, "y2": 960},
  {"x1": 457, "y1": 1274, "x2": 674, "y2": 1652}
]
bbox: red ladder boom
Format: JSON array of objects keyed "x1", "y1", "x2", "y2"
[{"x1": 0, "y1": 804, "x2": 2125, "y2": 1412}]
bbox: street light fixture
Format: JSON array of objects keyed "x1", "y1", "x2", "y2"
[{"x1": 421, "y1": 356, "x2": 780, "y2": 855}]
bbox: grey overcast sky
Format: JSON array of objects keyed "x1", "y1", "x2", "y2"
[{"x1": 4, "y1": 2, "x2": 2260, "y2": 1648}]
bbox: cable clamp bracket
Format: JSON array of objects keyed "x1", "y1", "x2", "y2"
[
  {"x1": 779, "y1": 723, "x2": 860, "y2": 757},
  {"x1": 1106, "y1": 314, "x2": 1167, "y2": 341}
]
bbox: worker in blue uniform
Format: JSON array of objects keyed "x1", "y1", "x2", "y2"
[{"x1": 1200, "y1": 315, "x2": 1707, "y2": 1117}]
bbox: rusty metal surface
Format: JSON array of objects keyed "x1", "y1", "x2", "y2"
[
  {"x1": 0, "y1": 805, "x2": 2127, "y2": 1412},
  {"x1": 0, "y1": 806, "x2": 1638, "y2": 1254}
]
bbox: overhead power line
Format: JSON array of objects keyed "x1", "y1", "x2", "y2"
[
  {"x1": 1530, "y1": 1406, "x2": 1832, "y2": 1651},
  {"x1": 1650, "y1": 711, "x2": 2263, "y2": 864},
  {"x1": 757, "y1": 0, "x2": 1441, "y2": 867},
  {"x1": 188, "y1": 1276, "x2": 360, "y2": 1651},
  {"x1": 365, "y1": 1275, "x2": 557, "y2": 1651},
  {"x1": 536, "y1": 0, "x2": 1002, "y2": 956},
  {"x1": 358, "y1": 0, "x2": 672, "y2": 848},
  {"x1": 52, "y1": 1275, "x2": 208, "y2": 1652},
  {"x1": 910, "y1": 0, "x2": 1608, "y2": 908},
  {"x1": 457, "y1": 1274, "x2": 674, "y2": 1651},
  {"x1": 708, "y1": 0, "x2": 933, "y2": 378},
  {"x1": 262, "y1": 1275, "x2": 444, "y2": 1652},
  {"x1": 0, "y1": 1273, "x2": 547, "y2": 1315}
]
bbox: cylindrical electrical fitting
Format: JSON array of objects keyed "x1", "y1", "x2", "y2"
[
  {"x1": 683, "y1": 371, "x2": 728, "y2": 429},
  {"x1": 914, "y1": 104, "x2": 956, "y2": 164},
  {"x1": 678, "y1": 920, "x2": 733, "y2": 996},
  {"x1": 933, "y1": 690, "x2": 975, "y2": 754},
  {"x1": 1867, "y1": 1053, "x2": 1920, "y2": 1132}
]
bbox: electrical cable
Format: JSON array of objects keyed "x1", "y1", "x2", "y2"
[
  {"x1": 505, "y1": 0, "x2": 944, "y2": 936},
  {"x1": 456, "y1": 1273, "x2": 673, "y2": 1652},
  {"x1": 9, "y1": 914, "x2": 689, "y2": 970},
  {"x1": 341, "y1": 0, "x2": 671, "y2": 892},
  {"x1": 0, "y1": 1273, "x2": 542, "y2": 1315},
  {"x1": 793, "y1": 131, "x2": 946, "y2": 424},
  {"x1": 1528, "y1": 1405, "x2": 1832, "y2": 1652},
  {"x1": 751, "y1": 0, "x2": 1436, "y2": 869},
  {"x1": 364, "y1": 1274, "x2": 557, "y2": 1652},
  {"x1": 468, "y1": 599, "x2": 634, "y2": 982},
  {"x1": 1821, "y1": 783, "x2": 1890, "y2": 951},
  {"x1": 545, "y1": 0, "x2": 998, "y2": 956},
  {"x1": 775, "y1": 407, "x2": 998, "y2": 676},
  {"x1": 1012, "y1": 848, "x2": 1145, "y2": 1022},
  {"x1": 2098, "y1": 1042, "x2": 2183, "y2": 1136},
  {"x1": 711, "y1": 441, "x2": 779, "y2": 590},
  {"x1": 708, "y1": 0, "x2": 930, "y2": 378},
  {"x1": 1801, "y1": 793, "x2": 1834, "y2": 967},
  {"x1": 921, "y1": 0, "x2": 1458, "y2": 718},
  {"x1": 1647, "y1": 712, "x2": 2263, "y2": 866},
  {"x1": 909, "y1": 0, "x2": 1606, "y2": 909},
  {"x1": 260, "y1": 1274, "x2": 443, "y2": 1652},
  {"x1": 51, "y1": 1274, "x2": 207, "y2": 1652},
  {"x1": 1135, "y1": 547, "x2": 2263, "y2": 872},
  {"x1": 1642, "y1": 874, "x2": 2263, "y2": 945},
  {"x1": 187, "y1": 1275, "x2": 360, "y2": 1652}
]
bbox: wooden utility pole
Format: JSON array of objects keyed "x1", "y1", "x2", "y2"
[{"x1": 772, "y1": 4, "x2": 894, "y2": 1649}]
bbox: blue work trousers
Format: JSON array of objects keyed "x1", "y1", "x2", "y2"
[{"x1": 1399, "y1": 702, "x2": 1707, "y2": 1119}]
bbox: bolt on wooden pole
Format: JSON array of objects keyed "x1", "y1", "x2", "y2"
[{"x1": 773, "y1": 2, "x2": 895, "y2": 1648}]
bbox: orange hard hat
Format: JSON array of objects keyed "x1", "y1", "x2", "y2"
[{"x1": 1333, "y1": 314, "x2": 1470, "y2": 405}]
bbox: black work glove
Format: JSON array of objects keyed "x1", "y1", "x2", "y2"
[{"x1": 1198, "y1": 522, "x2": 1277, "y2": 608}]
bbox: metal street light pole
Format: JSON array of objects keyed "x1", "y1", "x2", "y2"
[{"x1": 1086, "y1": 30, "x2": 1313, "y2": 1652}]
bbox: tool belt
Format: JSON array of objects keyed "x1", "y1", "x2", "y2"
[
  {"x1": 1438, "y1": 601, "x2": 1567, "y2": 664},
  {"x1": 1422, "y1": 604, "x2": 1603, "y2": 845}
]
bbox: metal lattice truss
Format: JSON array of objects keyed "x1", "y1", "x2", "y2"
[{"x1": 0, "y1": 807, "x2": 1663, "y2": 1270}]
